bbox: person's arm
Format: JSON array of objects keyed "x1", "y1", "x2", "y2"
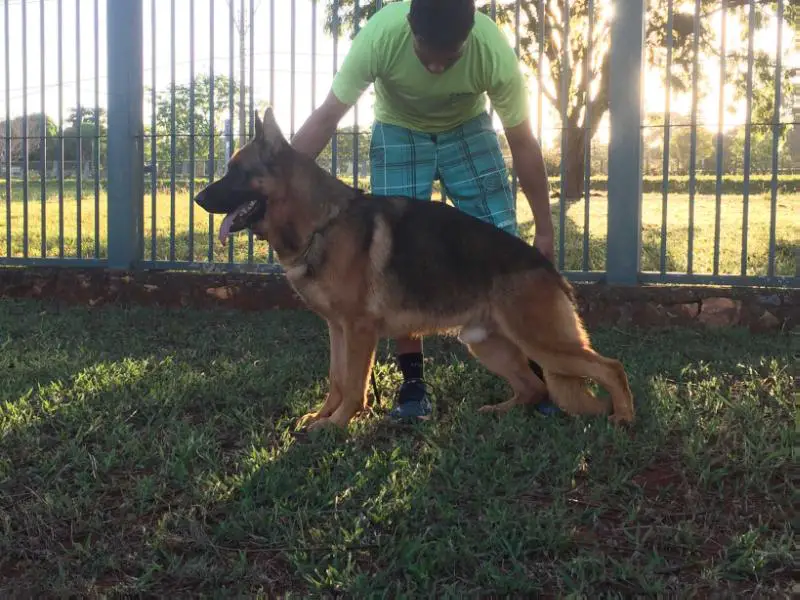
[
  {"x1": 504, "y1": 120, "x2": 555, "y2": 261},
  {"x1": 483, "y1": 17, "x2": 555, "y2": 261},
  {"x1": 291, "y1": 91, "x2": 352, "y2": 159},
  {"x1": 292, "y1": 8, "x2": 380, "y2": 159}
]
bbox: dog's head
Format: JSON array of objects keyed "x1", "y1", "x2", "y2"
[{"x1": 193, "y1": 107, "x2": 291, "y2": 245}]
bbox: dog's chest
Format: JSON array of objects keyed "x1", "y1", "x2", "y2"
[{"x1": 285, "y1": 269, "x2": 330, "y2": 311}]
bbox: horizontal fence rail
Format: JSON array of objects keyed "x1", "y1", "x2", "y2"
[{"x1": 0, "y1": 0, "x2": 797, "y2": 288}]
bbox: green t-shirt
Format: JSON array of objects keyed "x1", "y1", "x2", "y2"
[{"x1": 331, "y1": 1, "x2": 528, "y2": 133}]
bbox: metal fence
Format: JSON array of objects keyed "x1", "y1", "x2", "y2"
[{"x1": 0, "y1": 0, "x2": 797, "y2": 287}]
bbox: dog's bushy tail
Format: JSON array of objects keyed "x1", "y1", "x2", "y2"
[{"x1": 544, "y1": 372, "x2": 611, "y2": 416}]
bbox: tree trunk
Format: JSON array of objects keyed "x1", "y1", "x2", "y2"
[{"x1": 561, "y1": 126, "x2": 587, "y2": 201}]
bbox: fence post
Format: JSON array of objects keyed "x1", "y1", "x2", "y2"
[
  {"x1": 106, "y1": 0, "x2": 143, "y2": 269},
  {"x1": 606, "y1": 0, "x2": 645, "y2": 285}
]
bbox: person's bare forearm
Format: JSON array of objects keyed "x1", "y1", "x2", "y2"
[
  {"x1": 291, "y1": 110, "x2": 339, "y2": 159},
  {"x1": 291, "y1": 91, "x2": 351, "y2": 159},
  {"x1": 504, "y1": 120, "x2": 555, "y2": 260},
  {"x1": 514, "y1": 140, "x2": 553, "y2": 235}
]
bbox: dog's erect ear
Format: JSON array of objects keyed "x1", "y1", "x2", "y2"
[
  {"x1": 259, "y1": 106, "x2": 288, "y2": 149},
  {"x1": 254, "y1": 111, "x2": 264, "y2": 141}
]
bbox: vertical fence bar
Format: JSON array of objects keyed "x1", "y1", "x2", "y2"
[
  {"x1": 207, "y1": 0, "x2": 215, "y2": 263},
  {"x1": 558, "y1": 0, "x2": 568, "y2": 271},
  {"x1": 189, "y1": 0, "x2": 196, "y2": 262},
  {"x1": 312, "y1": 0, "x2": 317, "y2": 108},
  {"x1": 740, "y1": 0, "x2": 755, "y2": 277},
  {"x1": 76, "y1": 0, "x2": 83, "y2": 258},
  {"x1": 291, "y1": 0, "x2": 296, "y2": 138},
  {"x1": 106, "y1": 0, "x2": 144, "y2": 269},
  {"x1": 512, "y1": 0, "x2": 520, "y2": 202},
  {"x1": 606, "y1": 0, "x2": 644, "y2": 285},
  {"x1": 712, "y1": 0, "x2": 726, "y2": 275},
  {"x1": 56, "y1": 0, "x2": 63, "y2": 258},
  {"x1": 150, "y1": 0, "x2": 157, "y2": 261},
  {"x1": 171, "y1": 0, "x2": 178, "y2": 263},
  {"x1": 267, "y1": 0, "x2": 274, "y2": 264},
  {"x1": 3, "y1": 0, "x2": 10, "y2": 257},
  {"x1": 489, "y1": 0, "x2": 496, "y2": 125},
  {"x1": 238, "y1": 0, "x2": 245, "y2": 151},
  {"x1": 687, "y1": 0, "x2": 700, "y2": 274},
  {"x1": 352, "y1": 0, "x2": 360, "y2": 188},
  {"x1": 247, "y1": 0, "x2": 255, "y2": 262},
  {"x1": 227, "y1": 0, "x2": 235, "y2": 263},
  {"x1": 40, "y1": 0, "x2": 47, "y2": 258},
  {"x1": 660, "y1": 0, "x2": 673, "y2": 275},
  {"x1": 93, "y1": 0, "x2": 99, "y2": 258},
  {"x1": 22, "y1": 0, "x2": 29, "y2": 258},
  {"x1": 582, "y1": 0, "x2": 593, "y2": 272},
  {"x1": 238, "y1": 0, "x2": 245, "y2": 150},
  {"x1": 269, "y1": 0, "x2": 274, "y2": 112},
  {"x1": 768, "y1": 0, "x2": 783, "y2": 278},
  {"x1": 331, "y1": 0, "x2": 339, "y2": 180},
  {"x1": 537, "y1": 0, "x2": 543, "y2": 166}
]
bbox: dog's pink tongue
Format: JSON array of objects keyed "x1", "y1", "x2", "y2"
[{"x1": 218, "y1": 212, "x2": 237, "y2": 246}]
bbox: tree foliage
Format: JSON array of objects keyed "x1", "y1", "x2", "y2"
[{"x1": 148, "y1": 74, "x2": 248, "y2": 178}]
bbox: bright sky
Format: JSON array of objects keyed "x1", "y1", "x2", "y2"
[{"x1": 0, "y1": 0, "x2": 795, "y2": 151}]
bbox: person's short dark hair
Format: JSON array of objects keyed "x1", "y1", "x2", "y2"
[{"x1": 409, "y1": 0, "x2": 476, "y2": 51}]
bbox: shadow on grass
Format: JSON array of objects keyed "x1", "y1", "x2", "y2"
[{"x1": 1, "y1": 299, "x2": 795, "y2": 596}]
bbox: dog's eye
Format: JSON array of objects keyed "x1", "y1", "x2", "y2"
[{"x1": 226, "y1": 165, "x2": 250, "y2": 189}]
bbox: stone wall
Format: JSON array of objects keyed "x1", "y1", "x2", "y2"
[{"x1": 0, "y1": 267, "x2": 797, "y2": 332}]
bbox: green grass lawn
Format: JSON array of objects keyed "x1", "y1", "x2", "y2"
[
  {"x1": 0, "y1": 299, "x2": 795, "y2": 596},
  {"x1": 1, "y1": 183, "x2": 798, "y2": 276}
]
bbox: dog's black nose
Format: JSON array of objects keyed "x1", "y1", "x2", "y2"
[
  {"x1": 193, "y1": 189, "x2": 205, "y2": 205},
  {"x1": 193, "y1": 188, "x2": 211, "y2": 211},
  {"x1": 192, "y1": 179, "x2": 240, "y2": 214}
]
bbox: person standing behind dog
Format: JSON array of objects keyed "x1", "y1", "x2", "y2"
[{"x1": 291, "y1": 0, "x2": 558, "y2": 422}]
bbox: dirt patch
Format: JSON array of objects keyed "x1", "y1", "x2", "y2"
[
  {"x1": 631, "y1": 463, "x2": 685, "y2": 496},
  {"x1": 0, "y1": 266, "x2": 797, "y2": 331}
]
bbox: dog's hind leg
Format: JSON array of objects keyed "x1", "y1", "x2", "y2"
[
  {"x1": 495, "y1": 279, "x2": 635, "y2": 424},
  {"x1": 297, "y1": 320, "x2": 345, "y2": 429},
  {"x1": 460, "y1": 329, "x2": 547, "y2": 414},
  {"x1": 534, "y1": 351, "x2": 631, "y2": 424},
  {"x1": 308, "y1": 323, "x2": 378, "y2": 431}
]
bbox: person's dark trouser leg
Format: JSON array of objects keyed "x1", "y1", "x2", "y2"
[{"x1": 369, "y1": 120, "x2": 437, "y2": 422}]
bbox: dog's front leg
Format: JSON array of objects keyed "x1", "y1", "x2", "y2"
[
  {"x1": 297, "y1": 320, "x2": 345, "y2": 429},
  {"x1": 307, "y1": 323, "x2": 377, "y2": 431}
]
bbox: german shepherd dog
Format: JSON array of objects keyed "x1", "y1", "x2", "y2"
[{"x1": 194, "y1": 108, "x2": 635, "y2": 431}]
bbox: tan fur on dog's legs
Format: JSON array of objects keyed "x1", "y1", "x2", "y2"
[
  {"x1": 308, "y1": 324, "x2": 378, "y2": 430},
  {"x1": 464, "y1": 332, "x2": 548, "y2": 414},
  {"x1": 297, "y1": 320, "x2": 345, "y2": 428},
  {"x1": 495, "y1": 280, "x2": 634, "y2": 423}
]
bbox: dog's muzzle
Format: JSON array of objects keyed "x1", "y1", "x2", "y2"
[{"x1": 193, "y1": 178, "x2": 267, "y2": 245}]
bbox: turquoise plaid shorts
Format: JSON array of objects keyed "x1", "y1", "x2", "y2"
[{"x1": 368, "y1": 112, "x2": 518, "y2": 236}]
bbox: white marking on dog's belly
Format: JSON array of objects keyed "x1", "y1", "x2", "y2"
[{"x1": 458, "y1": 326, "x2": 489, "y2": 345}]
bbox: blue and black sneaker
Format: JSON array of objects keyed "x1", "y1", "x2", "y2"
[{"x1": 388, "y1": 378, "x2": 433, "y2": 423}]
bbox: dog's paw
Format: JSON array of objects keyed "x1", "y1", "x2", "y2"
[
  {"x1": 296, "y1": 411, "x2": 324, "y2": 429},
  {"x1": 478, "y1": 401, "x2": 515, "y2": 415},
  {"x1": 306, "y1": 416, "x2": 348, "y2": 432}
]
